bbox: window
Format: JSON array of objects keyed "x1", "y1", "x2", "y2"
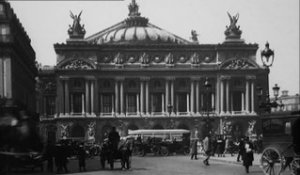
[
  {"x1": 45, "y1": 96, "x2": 55, "y2": 115},
  {"x1": 0, "y1": 4, "x2": 4, "y2": 15},
  {"x1": 0, "y1": 24, "x2": 10, "y2": 35},
  {"x1": 127, "y1": 93, "x2": 136, "y2": 112},
  {"x1": 102, "y1": 94, "x2": 112, "y2": 113}
]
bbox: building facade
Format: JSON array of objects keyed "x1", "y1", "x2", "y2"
[
  {"x1": 271, "y1": 90, "x2": 300, "y2": 112},
  {"x1": 39, "y1": 0, "x2": 270, "y2": 143},
  {"x1": 0, "y1": 1, "x2": 37, "y2": 114}
]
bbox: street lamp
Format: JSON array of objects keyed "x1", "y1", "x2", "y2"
[
  {"x1": 258, "y1": 84, "x2": 284, "y2": 113},
  {"x1": 202, "y1": 77, "x2": 213, "y2": 136}
]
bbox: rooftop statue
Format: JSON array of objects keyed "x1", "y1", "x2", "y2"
[
  {"x1": 227, "y1": 12, "x2": 239, "y2": 30},
  {"x1": 128, "y1": 0, "x2": 141, "y2": 17},
  {"x1": 191, "y1": 30, "x2": 199, "y2": 43},
  {"x1": 224, "y1": 12, "x2": 242, "y2": 39},
  {"x1": 68, "y1": 11, "x2": 86, "y2": 38}
]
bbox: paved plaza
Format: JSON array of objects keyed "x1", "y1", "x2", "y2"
[{"x1": 8, "y1": 154, "x2": 266, "y2": 175}]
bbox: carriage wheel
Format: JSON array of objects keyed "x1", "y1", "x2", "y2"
[
  {"x1": 138, "y1": 149, "x2": 145, "y2": 157},
  {"x1": 260, "y1": 147, "x2": 284, "y2": 175},
  {"x1": 160, "y1": 146, "x2": 169, "y2": 156},
  {"x1": 132, "y1": 147, "x2": 139, "y2": 156},
  {"x1": 183, "y1": 147, "x2": 190, "y2": 155},
  {"x1": 291, "y1": 157, "x2": 300, "y2": 175}
]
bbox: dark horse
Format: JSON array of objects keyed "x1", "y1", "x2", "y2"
[{"x1": 100, "y1": 140, "x2": 132, "y2": 170}]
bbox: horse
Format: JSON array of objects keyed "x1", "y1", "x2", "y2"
[{"x1": 99, "y1": 139, "x2": 132, "y2": 170}]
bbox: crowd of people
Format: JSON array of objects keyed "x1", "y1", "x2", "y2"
[
  {"x1": 191, "y1": 135, "x2": 260, "y2": 173},
  {"x1": 43, "y1": 126, "x2": 121, "y2": 174}
]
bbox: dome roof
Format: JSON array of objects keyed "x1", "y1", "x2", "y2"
[{"x1": 85, "y1": 0, "x2": 191, "y2": 45}]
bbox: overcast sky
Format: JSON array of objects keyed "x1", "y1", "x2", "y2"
[{"x1": 9, "y1": 0, "x2": 299, "y2": 96}]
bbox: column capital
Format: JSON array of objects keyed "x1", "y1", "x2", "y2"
[
  {"x1": 86, "y1": 76, "x2": 96, "y2": 80},
  {"x1": 246, "y1": 75, "x2": 256, "y2": 80},
  {"x1": 140, "y1": 76, "x2": 150, "y2": 81},
  {"x1": 220, "y1": 75, "x2": 231, "y2": 80},
  {"x1": 191, "y1": 77, "x2": 202, "y2": 81},
  {"x1": 115, "y1": 77, "x2": 125, "y2": 81},
  {"x1": 166, "y1": 76, "x2": 175, "y2": 81}
]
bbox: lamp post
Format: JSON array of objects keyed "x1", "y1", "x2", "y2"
[
  {"x1": 258, "y1": 84, "x2": 284, "y2": 113},
  {"x1": 202, "y1": 77, "x2": 213, "y2": 137}
]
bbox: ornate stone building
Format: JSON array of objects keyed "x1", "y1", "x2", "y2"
[
  {"x1": 39, "y1": 0, "x2": 269, "y2": 143},
  {"x1": 0, "y1": 1, "x2": 37, "y2": 114}
]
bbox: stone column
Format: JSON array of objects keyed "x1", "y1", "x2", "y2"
[
  {"x1": 250, "y1": 77, "x2": 256, "y2": 114},
  {"x1": 82, "y1": 93, "x2": 85, "y2": 114},
  {"x1": 165, "y1": 79, "x2": 169, "y2": 115},
  {"x1": 241, "y1": 92, "x2": 245, "y2": 112},
  {"x1": 220, "y1": 78, "x2": 224, "y2": 114},
  {"x1": 120, "y1": 79, "x2": 124, "y2": 115},
  {"x1": 85, "y1": 80, "x2": 90, "y2": 115},
  {"x1": 136, "y1": 94, "x2": 140, "y2": 114},
  {"x1": 211, "y1": 93, "x2": 215, "y2": 110},
  {"x1": 191, "y1": 80, "x2": 195, "y2": 114},
  {"x1": 226, "y1": 79, "x2": 230, "y2": 114},
  {"x1": 115, "y1": 80, "x2": 119, "y2": 115},
  {"x1": 145, "y1": 79, "x2": 149, "y2": 115},
  {"x1": 94, "y1": 79, "x2": 99, "y2": 115},
  {"x1": 170, "y1": 78, "x2": 175, "y2": 115},
  {"x1": 91, "y1": 80, "x2": 95, "y2": 115},
  {"x1": 196, "y1": 80, "x2": 200, "y2": 114},
  {"x1": 140, "y1": 79, "x2": 144, "y2": 115},
  {"x1": 245, "y1": 79, "x2": 249, "y2": 113},
  {"x1": 187, "y1": 93, "x2": 190, "y2": 114},
  {"x1": 162, "y1": 94, "x2": 165, "y2": 113},
  {"x1": 57, "y1": 78, "x2": 64, "y2": 116},
  {"x1": 216, "y1": 77, "x2": 220, "y2": 114}
]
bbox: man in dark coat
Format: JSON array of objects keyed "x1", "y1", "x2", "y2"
[
  {"x1": 242, "y1": 137, "x2": 254, "y2": 173},
  {"x1": 108, "y1": 127, "x2": 120, "y2": 152},
  {"x1": 237, "y1": 137, "x2": 245, "y2": 162},
  {"x1": 190, "y1": 139, "x2": 198, "y2": 160},
  {"x1": 78, "y1": 143, "x2": 86, "y2": 172}
]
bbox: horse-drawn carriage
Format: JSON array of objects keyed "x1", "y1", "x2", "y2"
[
  {"x1": 260, "y1": 111, "x2": 300, "y2": 175},
  {"x1": 99, "y1": 138, "x2": 132, "y2": 170},
  {"x1": 129, "y1": 129, "x2": 190, "y2": 156}
]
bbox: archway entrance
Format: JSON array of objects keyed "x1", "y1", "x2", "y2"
[{"x1": 70, "y1": 124, "x2": 85, "y2": 139}]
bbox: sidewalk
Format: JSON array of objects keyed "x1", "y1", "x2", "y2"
[{"x1": 198, "y1": 153, "x2": 261, "y2": 166}]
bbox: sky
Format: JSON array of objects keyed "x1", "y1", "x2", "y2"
[{"x1": 8, "y1": 0, "x2": 300, "y2": 96}]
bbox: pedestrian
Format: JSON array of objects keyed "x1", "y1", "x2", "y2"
[
  {"x1": 216, "y1": 136, "x2": 223, "y2": 157},
  {"x1": 203, "y1": 135, "x2": 211, "y2": 166},
  {"x1": 242, "y1": 137, "x2": 254, "y2": 173},
  {"x1": 44, "y1": 141, "x2": 55, "y2": 172},
  {"x1": 78, "y1": 143, "x2": 86, "y2": 172},
  {"x1": 237, "y1": 137, "x2": 245, "y2": 162},
  {"x1": 190, "y1": 139, "x2": 198, "y2": 160},
  {"x1": 223, "y1": 137, "x2": 230, "y2": 156},
  {"x1": 55, "y1": 143, "x2": 69, "y2": 174},
  {"x1": 108, "y1": 126, "x2": 120, "y2": 153}
]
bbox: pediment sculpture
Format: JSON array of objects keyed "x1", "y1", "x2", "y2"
[
  {"x1": 140, "y1": 52, "x2": 150, "y2": 65},
  {"x1": 225, "y1": 59, "x2": 253, "y2": 69},
  {"x1": 61, "y1": 59, "x2": 93, "y2": 70},
  {"x1": 191, "y1": 52, "x2": 200, "y2": 65},
  {"x1": 114, "y1": 53, "x2": 123, "y2": 65},
  {"x1": 165, "y1": 53, "x2": 174, "y2": 66}
]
